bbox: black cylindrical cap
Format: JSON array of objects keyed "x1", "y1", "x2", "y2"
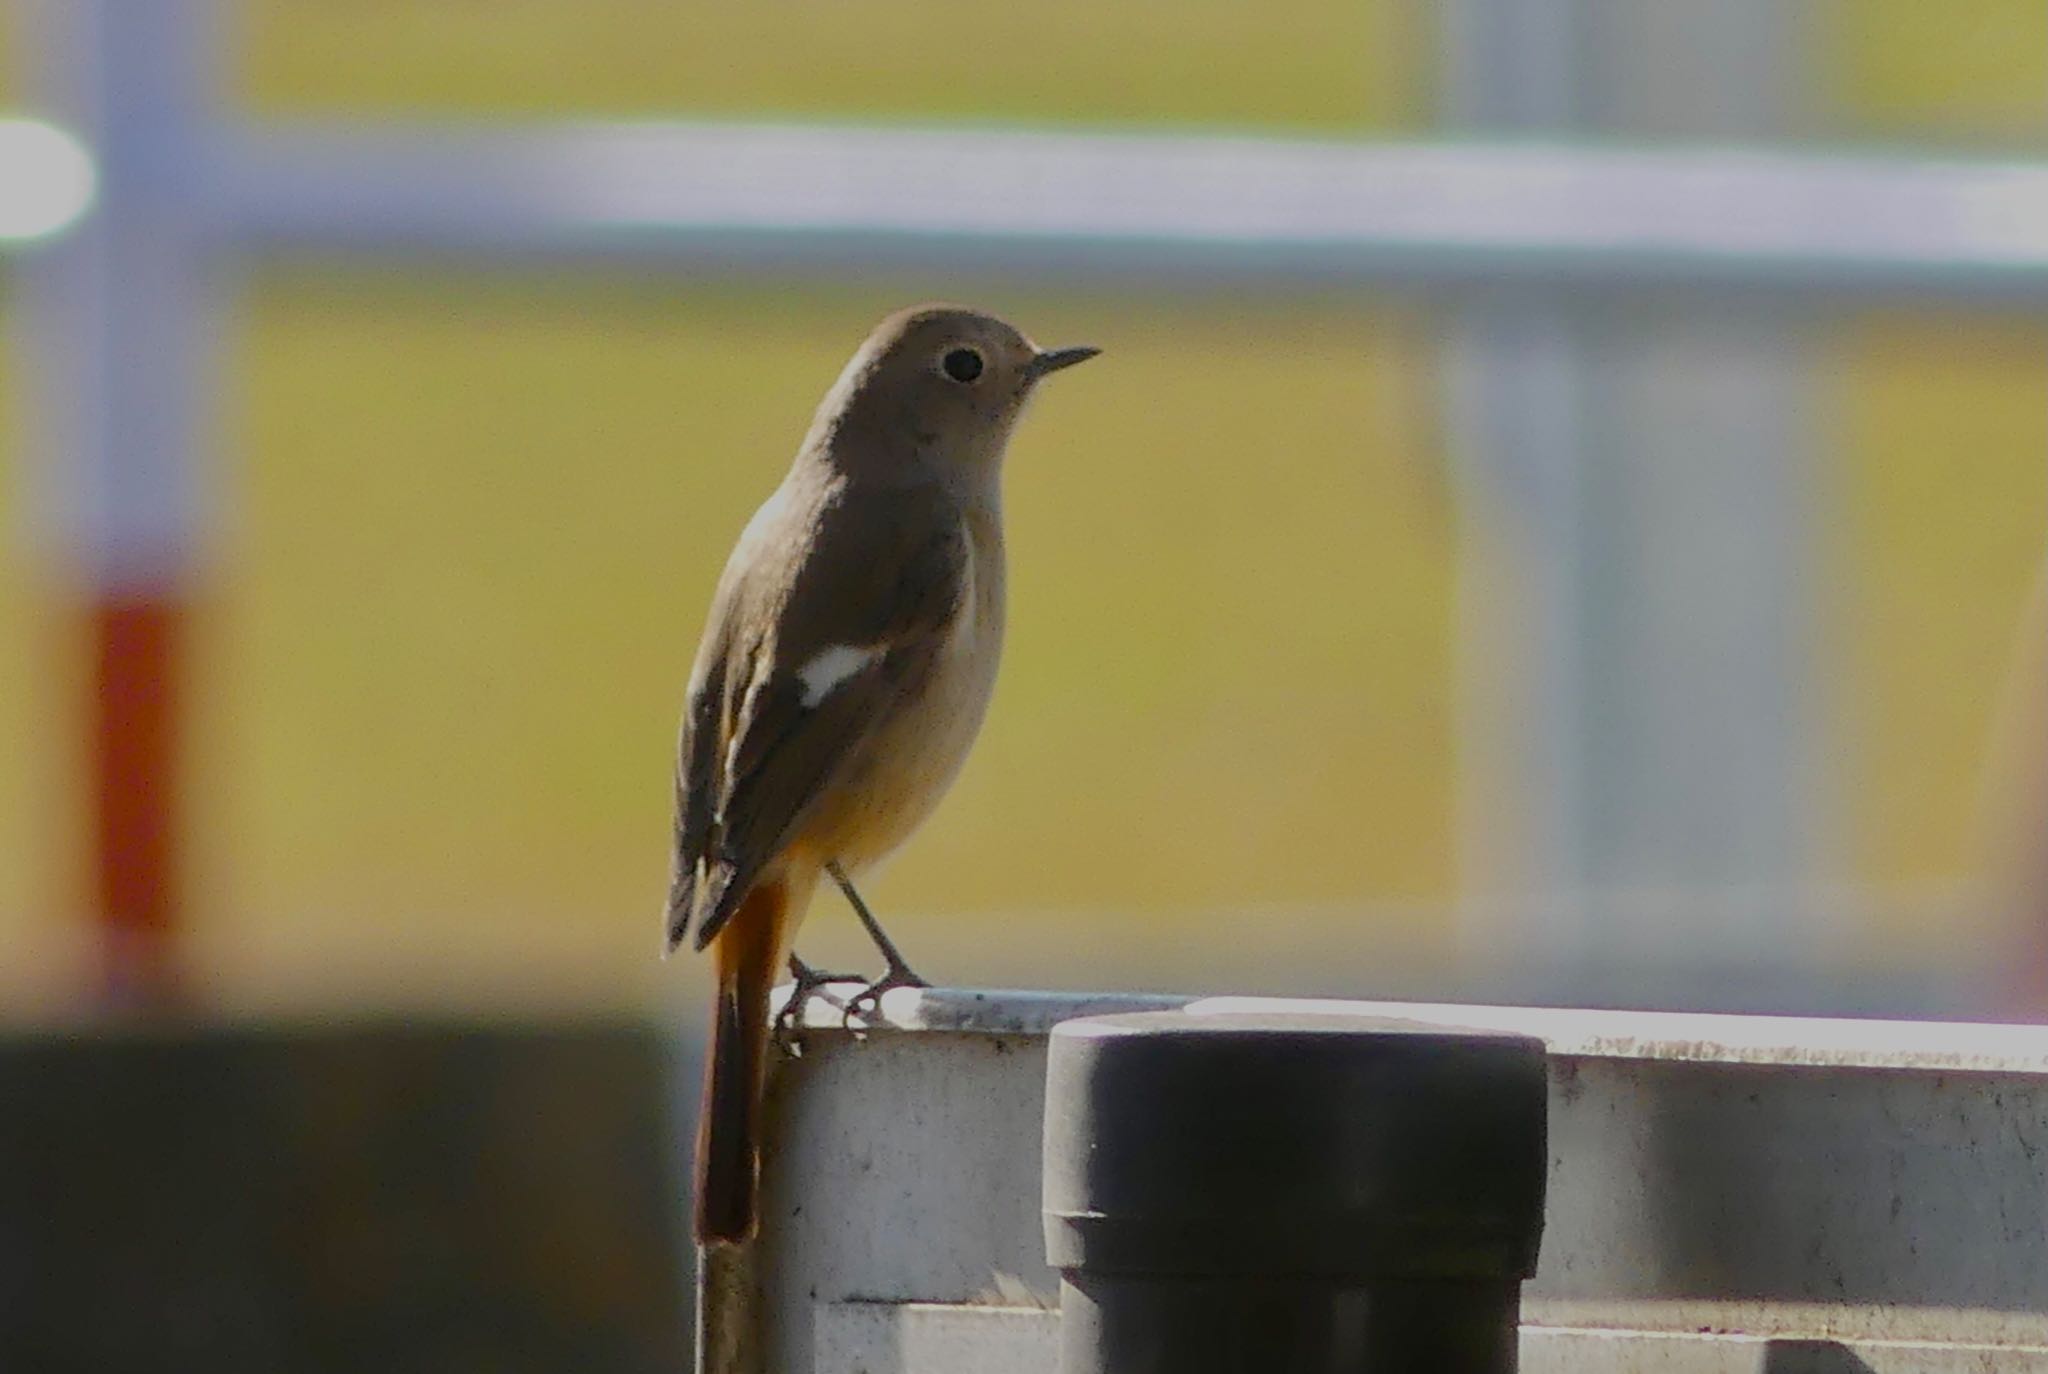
[{"x1": 1042, "y1": 1011, "x2": 1548, "y2": 1282}]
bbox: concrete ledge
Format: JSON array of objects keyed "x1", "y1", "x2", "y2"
[
  {"x1": 789, "y1": 984, "x2": 2048, "y2": 1073},
  {"x1": 736, "y1": 987, "x2": 2048, "y2": 1372}
]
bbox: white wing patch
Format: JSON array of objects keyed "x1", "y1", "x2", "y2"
[{"x1": 796, "y1": 643, "x2": 881, "y2": 707}]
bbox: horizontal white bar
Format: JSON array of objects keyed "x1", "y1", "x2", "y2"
[{"x1": 206, "y1": 120, "x2": 2048, "y2": 296}]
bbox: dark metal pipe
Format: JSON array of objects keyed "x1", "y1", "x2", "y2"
[{"x1": 1042, "y1": 1011, "x2": 1548, "y2": 1374}]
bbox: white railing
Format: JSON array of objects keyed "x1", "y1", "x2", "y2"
[{"x1": 201, "y1": 123, "x2": 2048, "y2": 292}]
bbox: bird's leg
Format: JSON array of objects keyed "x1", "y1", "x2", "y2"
[
  {"x1": 827, "y1": 860, "x2": 931, "y2": 1026},
  {"x1": 772, "y1": 953, "x2": 861, "y2": 1056}
]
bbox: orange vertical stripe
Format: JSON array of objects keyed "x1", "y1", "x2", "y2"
[{"x1": 90, "y1": 597, "x2": 183, "y2": 1005}]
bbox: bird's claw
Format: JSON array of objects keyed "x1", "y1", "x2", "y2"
[
  {"x1": 774, "y1": 956, "x2": 860, "y2": 1057},
  {"x1": 840, "y1": 961, "x2": 933, "y2": 1034}
]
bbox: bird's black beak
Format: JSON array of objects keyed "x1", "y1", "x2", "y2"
[{"x1": 1027, "y1": 345, "x2": 1101, "y2": 379}]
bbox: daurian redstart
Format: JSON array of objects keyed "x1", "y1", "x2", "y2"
[{"x1": 665, "y1": 305, "x2": 1097, "y2": 1243}]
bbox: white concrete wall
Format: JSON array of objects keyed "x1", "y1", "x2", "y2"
[{"x1": 709, "y1": 986, "x2": 2048, "y2": 1372}]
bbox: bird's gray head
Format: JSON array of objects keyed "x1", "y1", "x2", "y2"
[{"x1": 807, "y1": 304, "x2": 1098, "y2": 483}]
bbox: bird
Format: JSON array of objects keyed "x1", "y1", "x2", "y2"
[{"x1": 664, "y1": 304, "x2": 1098, "y2": 1244}]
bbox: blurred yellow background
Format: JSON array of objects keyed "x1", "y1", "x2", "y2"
[{"x1": 0, "y1": 2, "x2": 2044, "y2": 1017}]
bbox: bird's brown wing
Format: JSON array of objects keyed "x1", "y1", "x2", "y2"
[
  {"x1": 670, "y1": 488, "x2": 968, "y2": 953},
  {"x1": 664, "y1": 621, "x2": 730, "y2": 948}
]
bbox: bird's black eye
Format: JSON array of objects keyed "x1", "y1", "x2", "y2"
[{"x1": 941, "y1": 347, "x2": 985, "y2": 383}]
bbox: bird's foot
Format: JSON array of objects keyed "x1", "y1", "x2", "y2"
[
  {"x1": 774, "y1": 954, "x2": 860, "y2": 1057},
  {"x1": 841, "y1": 958, "x2": 933, "y2": 1033},
  {"x1": 824, "y1": 860, "x2": 929, "y2": 1033}
]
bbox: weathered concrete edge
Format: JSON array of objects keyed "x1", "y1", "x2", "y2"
[{"x1": 777, "y1": 984, "x2": 2048, "y2": 1076}]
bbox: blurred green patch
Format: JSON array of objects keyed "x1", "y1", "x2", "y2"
[
  {"x1": 1825, "y1": 312, "x2": 2048, "y2": 908},
  {"x1": 183, "y1": 278, "x2": 1452, "y2": 1006},
  {"x1": 1821, "y1": 0, "x2": 2048, "y2": 147},
  {"x1": 236, "y1": 0, "x2": 1424, "y2": 132}
]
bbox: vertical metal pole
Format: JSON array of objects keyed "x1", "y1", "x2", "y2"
[
  {"x1": 19, "y1": 0, "x2": 217, "y2": 1005},
  {"x1": 1442, "y1": 1, "x2": 1826, "y2": 997}
]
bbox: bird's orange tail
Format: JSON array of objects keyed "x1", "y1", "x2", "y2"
[{"x1": 696, "y1": 879, "x2": 787, "y2": 1244}]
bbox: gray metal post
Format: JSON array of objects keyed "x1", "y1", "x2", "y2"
[
  {"x1": 1441, "y1": 0, "x2": 1829, "y2": 994},
  {"x1": 19, "y1": 0, "x2": 218, "y2": 592},
  {"x1": 1042, "y1": 1011, "x2": 1547, "y2": 1373}
]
